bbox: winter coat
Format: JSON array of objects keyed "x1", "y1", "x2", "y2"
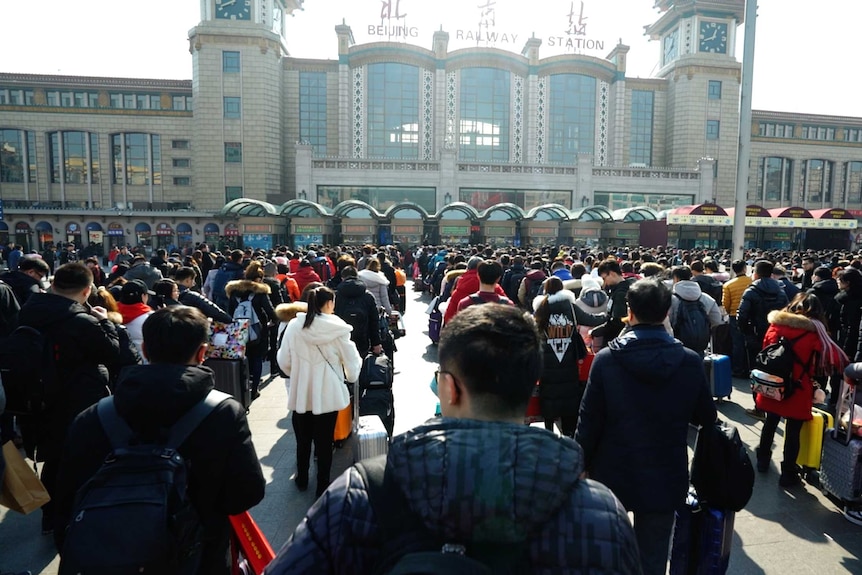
[
  {"x1": 123, "y1": 262, "x2": 163, "y2": 289},
  {"x1": 293, "y1": 265, "x2": 322, "y2": 295},
  {"x1": 754, "y1": 310, "x2": 821, "y2": 421},
  {"x1": 518, "y1": 269, "x2": 547, "y2": 309},
  {"x1": 210, "y1": 261, "x2": 245, "y2": 310},
  {"x1": 576, "y1": 324, "x2": 717, "y2": 513},
  {"x1": 264, "y1": 419, "x2": 642, "y2": 575},
  {"x1": 54, "y1": 364, "x2": 265, "y2": 575},
  {"x1": 0, "y1": 270, "x2": 41, "y2": 306},
  {"x1": 737, "y1": 277, "x2": 789, "y2": 344},
  {"x1": 808, "y1": 279, "x2": 841, "y2": 335},
  {"x1": 669, "y1": 280, "x2": 725, "y2": 334},
  {"x1": 833, "y1": 290, "x2": 862, "y2": 361},
  {"x1": 17, "y1": 292, "x2": 121, "y2": 460},
  {"x1": 225, "y1": 280, "x2": 277, "y2": 357},
  {"x1": 590, "y1": 277, "x2": 636, "y2": 345},
  {"x1": 535, "y1": 290, "x2": 605, "y2": 421},
  {"x1": 721, "y1": 274, "x2": 752, "y2": 316},
  {"x1": 277, "y1": 312, "x2": 361, "y2": 415},
  {"x1": 0, "y1": 280, "x2": 20, "y2": 337},
  {"x1": 335, "y1": 278, "x2": 381, "y2": 356},
  {"x1": 357, "y1": 269, "x2": 393, "y2": 314},
  {"x1": 178, "y1": 284, "x2": 232, "y2": 323},
  {"x1": 117, "y1": 301, "x2": 153, "y2": 355},
  {"x1": 444, "y1": 268, "x2": 506, "y2": 323}
]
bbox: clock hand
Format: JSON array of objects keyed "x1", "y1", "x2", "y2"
[
  {"x1": 708, "y1": 30, "x2": 718, "y2": 42},
  {"x1": 220, "y1": 0, "x2": 237, "y2": 7}
]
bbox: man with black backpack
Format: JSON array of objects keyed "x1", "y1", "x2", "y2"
[
  {"x1": 335, "y1": 266, "x2": 382, "y2": 357},
  {"x1": 266, "y1": 304, "x2": 641, "y2": 575},
  {"x1": 669, "y1": 266, "x2": 724, "y2": 356},
  {"x1": 54, "y1": 306, "x2": 265, "y2": 575}
]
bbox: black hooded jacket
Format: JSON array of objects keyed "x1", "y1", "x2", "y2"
[
  {"x1": 0, "y1": 269, "x2": 41, "y2": 306},
  {"x1": 55, "y1": 364, "x2": 265, "y2": 575},
  {"x1": 737, "y1": 277, "x2": 789, "y2": 341},
  {"x1": 808, "y1": 278, "x2": 841, "y2": 335},
  {"x1": 335, "y1": 277, "x2": 380, "y2": 355}
]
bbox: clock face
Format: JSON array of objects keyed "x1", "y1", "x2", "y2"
[
  {"x1": 663, "y1": 28, "x2": 679, "y2": 64},
  {"x1": 699, "y1": 21, "x2": 728, "y2": 54},
  {"x1": 215, "y1": 0, "x2": 251, "y2": 20}
]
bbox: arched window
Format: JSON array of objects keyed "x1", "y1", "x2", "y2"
[
  {"x1": 366, "y1": 63, "x2": 420, "y2": 159},
  {"x1": 459, "y1": 68, "x2": 510, "y2": 162},
  {"x1": 547, "y1": 74, "x2": 597, "y2": 163}
]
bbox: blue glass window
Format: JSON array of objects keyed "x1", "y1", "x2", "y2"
[
  {"x1": 459, "y1": 68, "x2": 510, "y2": 162},
  {"x1": 47, "y1": 131, "x2": 100, "y2": 184},
  {"x1": 111, "y1": 133, "x2": 161, "y2": 186},
  {"x1": 803, "y1": 159, "x2": 833, "y2": 205},
  {"x1": 706, "y1": 120, "x2": 720, "y2": 140},
  {"x1": 630, "y1": 90, "x2": 654, "y2": 166},
  {"x1": 223, "y1": 51, "x2": 241, "y2": 73},
  {"x1": 756, "y1": 157, "x2": 792, "y2": 202},
  {"x1": 708, "y1": 80, "x2": 721, "y2": 99},
  {"x1": 224, "y1": 97, "x2": 241, "y2": 119},
  {"x1": 845, "y1": 161, "x2": 862, "y2": 204},
  {"x1": 224, "y1": 142, "x2": 242, "y2": 163},
  {"x1": 225, "y1": 186, "x2": 243, "y2": 203},
  {"x1": 0, "y1": 129, "x2": 35, "y2": 183},
  {"x1": 299, "y1": 72, "x2": 327, "y2": 155},
  {"x1": 547, "y1": 74, "x2": 596, "y2": 163},
  {"x1": 367, "y1": 63, "x2": 420, "y2": 159}
]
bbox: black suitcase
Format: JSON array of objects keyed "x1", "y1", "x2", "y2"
[
  {"x1": 203, "y1": 357, "x2": 251, "y2": 409},
  {"x1": 670, "y1": 489, "x2": 734, "y2": 574},
  {"x1": 359, "y1": 387, "x2": 395, "y2": 438}
]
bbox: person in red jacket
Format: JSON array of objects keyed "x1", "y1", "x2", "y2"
[
  {"x1": 755, "y1": 293, "x2": 848, "y2": 487},
  {"x1": 292, "y1": 258, "x2": 321, "y2": 295},
  {"x1": 443, "y1": 256, "x2": 507, "y2": 324}
]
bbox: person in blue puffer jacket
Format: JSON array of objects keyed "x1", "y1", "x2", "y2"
[{"x1": 265, "y1": 304, "x2": 642, "y2": 575}]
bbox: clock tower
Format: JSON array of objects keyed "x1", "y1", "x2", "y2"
[
  {"x1": 646, "y1": 0, "x2": 745, "y2": 205},
  {"x1": 188, "y1": 0, "x2": 301, "y2": 209}
]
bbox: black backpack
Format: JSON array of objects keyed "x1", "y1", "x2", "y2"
[
  {"x1": 60, "y1": 390, "x2": 231, "y2": 574},
  {"x1": 357, "y1": 455, "x2": 530, "y2": 575},
  {"x1": 672, "y1": 294, "x2": 711, "y2": 353},
  {"x1": 751, "y1": 334, "x2": 810, "y2": 400},
  {"x1": 691, "y1": 420, "x2": 754, "y2": 512},
  {"x1": 339, "y1": 297, "x2": 370, "y2": 347},
  {"x1": 501, "y1": 268, "x2": 526, "y2": 303},
  {"x1": 0, "y1": 321, "x2": 68, "y2": 415},
  {"x1": 523, "y1": 277, "x2": 545, "y2": 311}
]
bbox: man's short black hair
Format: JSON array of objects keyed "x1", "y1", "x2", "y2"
[
  {"x1": 19, "y1": 257, "x2": 50, "y2": 275},
  {"x1": 672, "y1": 266, "x2": 693, "y2": 281},
  {"x1": 754, "y1": 260, "x2": 775, "y2": 279},
  {"x1": 142, "y1": 307, "x2": 209, "y2": 364},
  {"x1": 731, "y1": 259, "x2": 746, "y2": 274},
  {"x1": 174, "y1": 267, "x2": 197, "y2": 283},
  {"x1": 477, "y1": 260, "x2": 503, "y2": 285},
  {"x1": 627, "y1": 279, "x2": 671, "y2": 325},
  {"x1": 52, "y1": 262, "x2": 93, "y2": 292},
  {"x1": 597, "y1": 259, "x2": 621, "y2": 276},
  {"x1": 439, "y1": 304, "x2": 542, "y2": 417},
  {"x1": 340, "y1": 265, "x2": 358, "y2": 279},
  {"x1": 814, "y1": 266, "x2": 832, "y2": 281}
]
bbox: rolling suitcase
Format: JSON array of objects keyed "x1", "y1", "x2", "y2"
[
  {"x1": 333, "y1": 402, "x2": 353, "y2": 443},
  {"x1": 428, "y1": 308, "x2": 442, "y2": 344},
  {"x1": 359, "y1": 387, "x2": 395, "y2": 438},
  {"x1": 352, "y1": 379, "x2": 389, "y2": 463},
  {"x1": 204, "y1": 357, "x2": 251, "y2": 409},
  {"x1": 820, "y1": 379, "x2": 862, "y2": 502},
  {"x1": 703, "y1": 353, "x2": 732, "y2": 401},
  {"x1": 797, "y1": 406, "x2": 833, "y2": 471},
  {"x1": 670, "y1": 489, "x2": 734, "y2": 575}
]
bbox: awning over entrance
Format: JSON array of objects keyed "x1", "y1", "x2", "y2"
[
  {"x1": 808, "y1": 208, "x2": 857, "y2": 229},
  {"x1": 667, "y1": 204, "x2": 731, "y2": 226},
  {"x1": 612, "y1": 206, "x2": 659, "y2": 222},
  {"x1": 726, "y1": 205, "x2": 772, "y2": 227},
  {"x1": 766, "y1": 207, "x2": 813, "y2": 228}
]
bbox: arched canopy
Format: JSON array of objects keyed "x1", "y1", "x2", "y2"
[
  {"x1": 481, "y1": 203, "x2": 526, "y2": 221},
  {"x1": 667, "y1": 204, "x2": 731, "y2": 225},
  {"x1": 176, "y1": 223, "x2": 193, "y2": 234},
  {"x1": 220, "y1": 199, "x2": 278, "y2": 217},
  {"x1": 435, "y1": 202, "x2": 480, "y2": 220},
  {"x1": 203, "y1": 223, "x2": 220, "y2": 234},
  {"x1": 332, "y1": 200, "x2": 382, "y2": 219},
  {"x1": 86, "y1": 222, "x2": 103, "y2": 232},
  {"x1": 34, "y1": 221, "x2": 52, "y2": 232},
  {"x1": 134, "y1": 222, "x2": 151, "y2": 233},
  {"x1": 768, "y1": 206, "x2": 813, "y2": 219},
  {"x1": 0, "y1": 222, "x2": 8, "y2": 231},
  {"x1": 612, "y1": 206, "x2": 659, "y2": 222},
  {"x1": 525, "y1": 203, "x2": 571, "y2": 221},
  {"x1": 278, "y1": 199, "x2": 333, "y2": 218},
  {"x1": 809, "y1": 208, "x2": 856, "y2": 229},
  {"x1": 384, "y1": 202, "x2": 430, "y2": 220},
  {"x1": 570, "y1": 205, "x2": 613, "y2": 223}
]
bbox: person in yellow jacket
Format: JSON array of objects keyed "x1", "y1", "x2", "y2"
[
  {"x1": 394, "y1": 262, "x2": 407, "y2": 315},
  {"x1": 722, "y1": 259, "x2": 753, "y2": 377}
]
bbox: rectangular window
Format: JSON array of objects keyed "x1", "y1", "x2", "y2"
[
  {"x1": 706, "y1": 120, "x2": 720, "y2": 140},
  {"x1": 0, "y1": 90, "x2": 8, "y2": 105},
  {"x1": 225, "y1": 186, "x2": 243, "y2": 203},
  {"x1": 61, "y1": 92, "x2": 73, "y2": 107},
  {"x1": 89, "y1": 92, "x2": 100, "y2": 107},
  {"x1": 24, "y1": 90, "x2": 34, "y2": 105},
  {"x1": 172, "y1": 140, "x2": 190, "y2": 150},
  {"x1": 630, "y1": 90, "x2": 654, "y2": 166},
  {"x1": 223, "y1": 97, "x2": 241, "y2": 119},
  {"x1": 173, "y1": 177, "x2": 191, "y2": 186},
  {"x1": 109, "y1": 93, "x2": 122, "y2": 108},
  {"x1": 74, "y1": 92, "x2": 87, "y2": 108},
  {"x1": 299, "y1": 71, "x2": 328, "y2": 155},
  {"x1": 150, "y1": 95, "x2": 161, "y2": 110},
  {"x1": 224, "y1": 142, "x2": 243, "y2": 163},
  {"x1": 47, "y1": 91, "x2": 60, "y2": 107},
  {"x1": 708, "y1": 80, "x2": 721, "y2": 99},
  {"x1": 223, "y1": 51, "x2": 241, "y2": 73},
  {"x1": 185, "y1": 96, "x2": 193, "y2": 111},
  {"x1": 172, "y1": 158, "x2": 190, "y2": 168},
  {"x1": 172, "y1": 95, "x2": 186, "y2": 110},
  {"x1": 123, "y1": 94, "x2": 135, "y2": 109}
]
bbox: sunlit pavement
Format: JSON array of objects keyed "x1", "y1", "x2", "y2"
[{"x1": 1, "y1": 280, "x2": 861, "y2": 574}]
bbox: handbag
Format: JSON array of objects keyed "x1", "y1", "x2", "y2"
[
  {"x1": 0, "y1": 440, "x2": 51, "y2": 515},
  {"x1": 524, "y1": 384, "x2": 542, "y2": 424},
  {"x1": 208, "y1": 319, "x2": 250, "y2": 359},
  {"x1": 229, "y1": 511, "x2": 275, "y2": 575}
]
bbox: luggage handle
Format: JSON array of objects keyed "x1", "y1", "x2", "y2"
[{"x1": 833, "y1": 377, "x2": 858, "y2": 445}]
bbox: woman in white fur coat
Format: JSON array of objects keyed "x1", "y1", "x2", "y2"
[
  {"x1": 277, "y1": 286, "x2": 361, "y2": 497},
  {"x1": 533, "y1": 277, "x2": 607, "y2": 437}
]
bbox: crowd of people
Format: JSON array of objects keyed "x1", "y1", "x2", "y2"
[{"x1": 2, "y1": 239, "x2": 862, "y2": 574}]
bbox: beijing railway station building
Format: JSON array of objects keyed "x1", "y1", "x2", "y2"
[{"x1": 2, "y1": 0, "x2": 862, "y2": 253}]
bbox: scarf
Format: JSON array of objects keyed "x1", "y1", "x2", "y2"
[{"x1": 811, "y1": 318, "x2": 849, "y2": 375}]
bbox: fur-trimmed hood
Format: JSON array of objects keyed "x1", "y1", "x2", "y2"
[
  {"x1": 445, "y1": 269, "x2": 467, "y2": 283},
  {"x1": 275, "y1": 301, "x2": 307, "y2": 323},
  {"x1": 767, "y1": 310, "x2": 816, "y2": 331},
  {"x1": 533, "y1": 288, "x2": 576, "y2": 312},
  {"x1": 225, "y1": 279, "x2": 271, "y2": 297}
]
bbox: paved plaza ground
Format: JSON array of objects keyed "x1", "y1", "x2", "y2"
[{"x1": 1, "y1": 281, "x2": 861, "y2": 574}]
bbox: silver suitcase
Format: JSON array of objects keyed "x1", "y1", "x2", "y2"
[
  {"x1": 352, "y1": 380, "x2": 389, "y2": 463},
  {"x1": 820, "y1": 378, "x2": 862, "y2": 502}
]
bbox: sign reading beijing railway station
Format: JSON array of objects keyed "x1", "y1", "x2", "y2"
[{"x1": 363, "y1": 0, "x2": 606, "y2": 52}]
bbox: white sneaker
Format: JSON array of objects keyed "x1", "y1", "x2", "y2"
[{"x1": 844, "y1": 506, "x2": 862, "y2": 527}]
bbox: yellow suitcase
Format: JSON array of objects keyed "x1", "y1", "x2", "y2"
[{"x1": 797, "y1": 406, "x2": 833, "y2": 470}]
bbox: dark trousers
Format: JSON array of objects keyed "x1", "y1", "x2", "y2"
[
  {"x1": 759, "y1": 412, "x2": 803, "y2": 465},
  {"x1": 633, "y1": 510, "x2": 676, "y2": 575},
  {"x1": 728, "y1": 317, "x2": 748, "y2": 376},
  {"x1": 292, "y1": 410, "x2": 338, "y2": 493},
  {"x1": 544, "y1": 417, "x2": 577, "y2": 438}
]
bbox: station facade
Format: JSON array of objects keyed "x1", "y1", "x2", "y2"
[{"x1": 1, "y1": 0, "x2": 861, "y2": 252}]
